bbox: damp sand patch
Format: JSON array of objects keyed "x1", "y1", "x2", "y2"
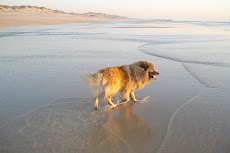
[{"x1": 0, "y1": 97, "x2": 155, "y2": 153}]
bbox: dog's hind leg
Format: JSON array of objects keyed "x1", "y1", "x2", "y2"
[
  {"x1": 105, "y1": 87, "x2": 117, "y2": 108},
  {"x1": 94, "y1": 97, "x2": 99, "y2": 110},
  {"x1": 107, "y1": 98, "x2": 116, "y2": 108}
]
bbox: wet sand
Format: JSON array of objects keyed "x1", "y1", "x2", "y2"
[{"x1": 0, "y1": 21, "x2": 230, "y2": 153}]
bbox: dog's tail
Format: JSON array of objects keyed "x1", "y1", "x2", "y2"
[
  {"x1": 81, "y1": 72, "x2": 95, "y2": 87},
  {"x1": 81, "y1": 72, "x2": 105, "y2": 88},
  {"x1": 81, "y1": 72, "x2": 106, "y2": 98}
]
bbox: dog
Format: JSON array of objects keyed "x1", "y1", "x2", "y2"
[{"x1": 81, "y1": 61, "x2": 159, "y2": 110}]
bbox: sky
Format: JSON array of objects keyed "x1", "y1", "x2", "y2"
[{"x1": 1, "y1": 0, "x2": 229, "y2": 22}]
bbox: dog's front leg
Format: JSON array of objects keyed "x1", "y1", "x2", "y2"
[
  {"x1": 130, "y1": 91, "x2": 140, "y2": 102},
  {"x1": 119, "y1": 90, "x2": 130, "y2": 104}
]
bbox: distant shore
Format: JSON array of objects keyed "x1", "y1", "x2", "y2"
[{"x1": 0, "y1": 5, "x2": 127, "y2": 28}]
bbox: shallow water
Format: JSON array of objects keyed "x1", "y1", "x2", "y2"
[
  {"x1": 0, "y1": 21, "x2": 230, "y2": 152},
  {"x1": 157, "y1": 88, "x2": 230, "y2": 153}
]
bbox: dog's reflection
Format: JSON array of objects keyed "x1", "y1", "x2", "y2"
[{"x1": 87, "y1": 103, "x2": 155, "y2": 153}]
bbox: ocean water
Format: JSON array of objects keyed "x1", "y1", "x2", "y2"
[{"x1": 0, "y1": 20, "x2": 230, "y2": 153}]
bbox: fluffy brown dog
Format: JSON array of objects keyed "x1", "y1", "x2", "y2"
[{"x1": 81, "y1": 61, "x2": 159, "y2": 109}]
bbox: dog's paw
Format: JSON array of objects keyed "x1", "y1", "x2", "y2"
[
  {"x1": 100, "y1": 104, "x2": 116, "y2": 111},
  {"x1": 134, "y1": 100, "x2": 141, "y2": 103},
  {"x1": 119, "y1": 100, "x2": 129, "y2": 104},
  {"x1": 110, "y1": 104, "x2": 117, "y2": 108}
]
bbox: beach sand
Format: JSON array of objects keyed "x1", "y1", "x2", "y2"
[
  {"x1": 0, "y1": 20, "x2": 230, "y2": 153},
  {"x1": 0, "y1": 5, "x2": 127, "y2": 28},
  {"x1": 0, "y1": 12, "x2": 119, "y2": 28}
]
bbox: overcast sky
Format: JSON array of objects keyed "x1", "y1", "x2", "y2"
[{"x1": 1, "y1": 0, "x2": 229, "y2": 21}]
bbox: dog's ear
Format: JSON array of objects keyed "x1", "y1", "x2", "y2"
[{"x1": 139, "y1": 63, "x2": 149, "y2": 71}]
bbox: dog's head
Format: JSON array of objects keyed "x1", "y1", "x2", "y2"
[{"x1": 138, "y1": 61, "x2": 159, "y2": 80}]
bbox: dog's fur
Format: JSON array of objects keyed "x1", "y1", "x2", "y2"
[{"x1": 81, "y1": 61, "x2": 159, "y2": 109}]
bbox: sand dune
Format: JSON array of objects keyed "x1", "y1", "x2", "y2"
[{"x1": 0, "y1": 5, "x2": 127, "y2": 28}]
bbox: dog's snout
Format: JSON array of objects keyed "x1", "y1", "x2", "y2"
[{"x1": 153, "y1": 71, "x2": 159, "y2": 75}]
